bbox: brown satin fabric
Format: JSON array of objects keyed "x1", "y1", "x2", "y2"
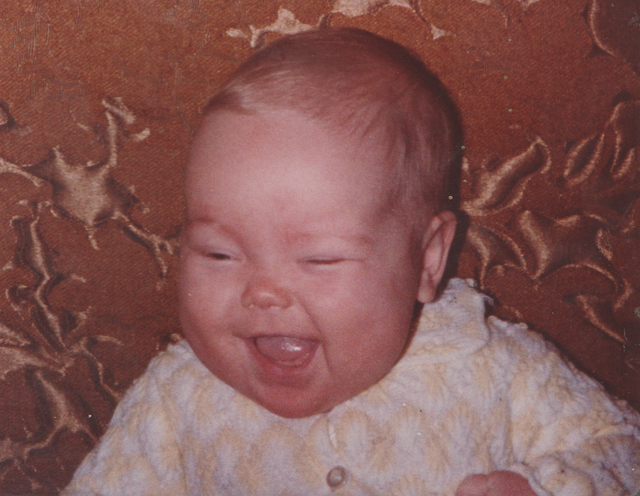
[
  {"x1": 459, "y1": 98, "x2": 640, "y2": 377},
  {"x1": 0, "y1": 0, "x2": 638, "y2": 493}
]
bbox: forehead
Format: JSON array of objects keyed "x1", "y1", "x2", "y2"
[
  {"x1": 183, "y1": 110, "x2": 410, "y2": 242},
  {"x1": 187, "y1": 110, "x2": 393, "y2": 199}
]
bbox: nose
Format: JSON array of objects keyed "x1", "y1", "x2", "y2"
[{"x1": 241, "y1": 277, "x2": 293, "y2": 309}]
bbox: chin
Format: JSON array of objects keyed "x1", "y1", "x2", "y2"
[{"x1": 254, "y1": 391, "x2": 336, "y2": 419}]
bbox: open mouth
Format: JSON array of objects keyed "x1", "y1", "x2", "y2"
[{"x1": 253, "y1": 336, "x2": 319, "y2": 367}]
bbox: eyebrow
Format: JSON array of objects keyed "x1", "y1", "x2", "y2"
[
  {"x1": 185, "y1": 216, "x2": 218, "y2": 228},
  {"x1": 184, "y1": 216, "x2": 238, "y2": 238},
  {"x1": 185, "y1": 216, "x2": 376, "y2": 248}
]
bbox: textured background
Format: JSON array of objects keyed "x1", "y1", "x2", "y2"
[{"x1": 0, "y1": 0, "x2": 639, "y2": 493}]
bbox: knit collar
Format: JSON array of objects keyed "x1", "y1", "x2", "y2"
[{"x1": 397, "y1": 278, "x2": 491, "y2": 367}]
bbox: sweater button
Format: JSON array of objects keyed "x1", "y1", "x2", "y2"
[{"x1": 326, "y1": 466, "x2": 348, "y2": 488}]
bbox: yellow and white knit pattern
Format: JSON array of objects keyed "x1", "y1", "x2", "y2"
[{"x1": 63, "y1": 279, "x2": 640, "y2": 496}]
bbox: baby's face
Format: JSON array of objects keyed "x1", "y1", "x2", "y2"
[{"x1": 180, "y1": 110, "x2": 436, "y2": 418}]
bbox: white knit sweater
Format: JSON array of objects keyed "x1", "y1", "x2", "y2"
[{"x1": 63, "y1": 279, "x2": 640, "y2": 496}]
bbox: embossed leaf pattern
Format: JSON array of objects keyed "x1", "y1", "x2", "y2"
[
  {"x1": 588, "y1": 0, "x2": 640, "y2": 74},
  {"x1": 331, "y1": 0, "x2": 424, "y2": 19},
  {"x1": 225, "y1": 0, "x2": 458, "y2": 49},
  {"x1": 0, "y1": 103, "x2": 175, "y2": 492},
  {"x1": 462, "y1": 138, "x2": 551, "y2": 215},
  {"x1": 227, "y1": 7, "x2": 318, "y2": 48},
  {"x1": 463, "y1": 100, "x2": 640, "y2": 346}
]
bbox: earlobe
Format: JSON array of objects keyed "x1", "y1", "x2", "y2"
[{"x1": 417, "y1": 211, "x2": 457, "y2": 304}]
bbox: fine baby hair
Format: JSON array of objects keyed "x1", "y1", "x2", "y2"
[{"x1": 204, "y1": 27, "x2": 462, "y2": 220}]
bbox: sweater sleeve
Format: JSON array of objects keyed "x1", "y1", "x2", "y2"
[
  {"x1": 61, "y1": 358, "x2": 187, "y2": 496},
  {"x1": 492, "y1": 318, "x2": 640, "y2": 496}
]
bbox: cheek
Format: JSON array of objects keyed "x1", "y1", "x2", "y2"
[
  {"x1": 179, "y1": 260, "x2": 206, "y2": 326},
  {"x1": 178, "y1": 290, "x2": 214, "y2": 349},
  {"x1": 303, "y1": 259, "x2": 418, "y2": 324},
  {"x1": 352, "y1": 273, "x2": 417, "y2": 355},
  {"x1": 308, "y1": 277, "x2": 414, "y2": 365},
  {"x1": 323, "y1": 309, "x2": 409, "y2": 395},
  {"x1": 178, "y1": 258, "x2": 234, "y2": 338},
  {"x1": 178, "y1": 267, "x2": 243, "y2": 375}
]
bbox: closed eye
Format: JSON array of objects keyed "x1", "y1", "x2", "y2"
[
  {"x1": 206, "y1": 252, "x2": 232, "y2": 261},
  {"x1": 305, "y1": 258, "x2": 345, "y2": 265}
]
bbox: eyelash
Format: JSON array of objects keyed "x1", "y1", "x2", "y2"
[
  {"x1": 201, "y1": 252, "x2": 348, "y2": 265},
  {"x1": 305, "y1": 258, "x2": 345, "y2": 265},
  {"x1": 206, "y1": 252, "x2": 232, "y2": 261}
]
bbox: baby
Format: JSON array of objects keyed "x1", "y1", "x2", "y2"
[{"x1": 63, "y1": 28, "x2": 640, "y2": 496}]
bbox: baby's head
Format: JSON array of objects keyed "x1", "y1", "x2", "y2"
[{"x1": 179, "y1": 28, "x2": 460, "y2": 418}]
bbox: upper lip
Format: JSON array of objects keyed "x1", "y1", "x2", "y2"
[
  {"x1": 246, "y1": 333, "x2": 319, "y2": 342},
  {"x1": 241, "y1": 324, "x2": 319, "y2": 341}
]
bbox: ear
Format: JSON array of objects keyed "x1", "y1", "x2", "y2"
[{"x1": 417, "y1": 211, "x2": 457, "y2": 304}]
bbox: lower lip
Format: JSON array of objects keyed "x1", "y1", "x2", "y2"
[{"x1": 245, "y1": 338, "x2": 318, "y2": 384}]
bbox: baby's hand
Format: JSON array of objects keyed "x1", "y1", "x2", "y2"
[{"x1": 455, "y1": 471, "x2": 537, "y2": 496}]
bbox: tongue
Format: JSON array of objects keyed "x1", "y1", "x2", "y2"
[{"x1": 255, "y1": 337, "x2": 317, "y2": 365}]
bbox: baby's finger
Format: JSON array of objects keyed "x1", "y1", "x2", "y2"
[
  {"x1": 455, "y1": 474, "x2": 489, "y2": 496},
  {"x1": 486, "y1": 470, "x2": 537, "y2": 495}
]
